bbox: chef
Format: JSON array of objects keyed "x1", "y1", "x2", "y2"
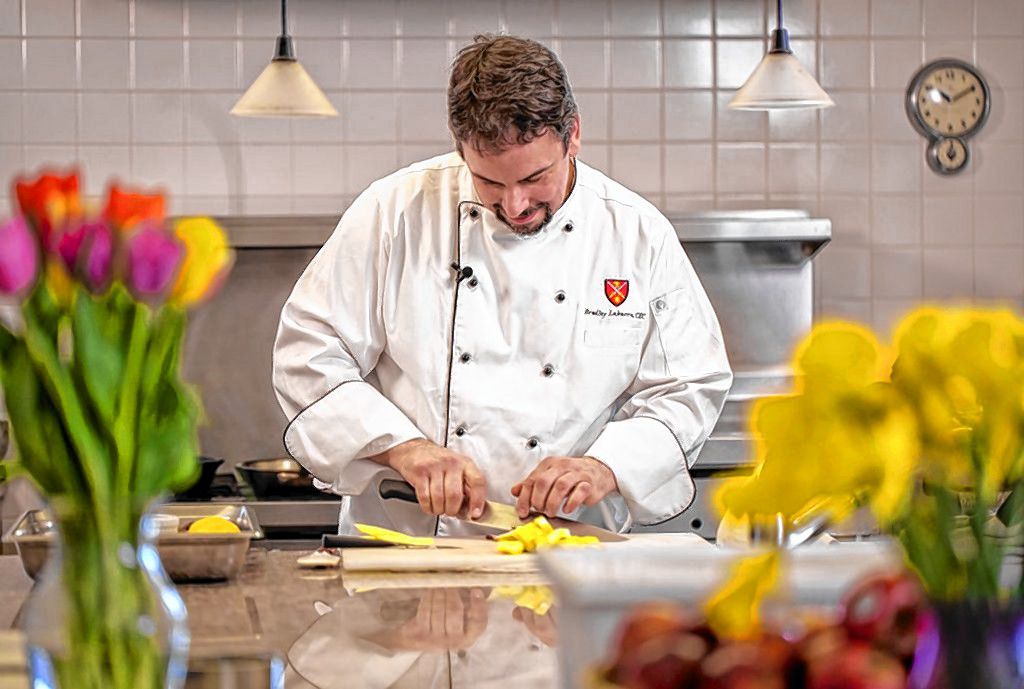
[{"x1": 272, "y1": 34, "x2": 732, "y2": 537}]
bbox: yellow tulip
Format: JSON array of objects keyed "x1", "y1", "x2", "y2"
[
  {"x1": 45, "y1": 258, "x2": 74, "y2": 309},
  {"x1": 168, "y1": 217, "x2": 232, "y2": 307}
]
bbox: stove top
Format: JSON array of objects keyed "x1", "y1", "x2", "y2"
[{"x1": 172, "y1": 473, "x2": 342, "y2": 543}]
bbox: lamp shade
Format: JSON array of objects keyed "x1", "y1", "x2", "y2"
[
  {"x1": 728, "y1": 51, "x2": 834, "y2": 111},
  {"x1": 231, "y1": 59, "x2": 338, "y2": 118}
]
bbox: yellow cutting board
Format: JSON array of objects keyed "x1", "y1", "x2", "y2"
[{"x1": 340, "y1": 538, "x2": 539, "y2": 573}]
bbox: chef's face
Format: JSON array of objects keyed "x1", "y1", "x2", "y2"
[{"x1": 461, "y1": 119, "x2": 581, "y2": 236}]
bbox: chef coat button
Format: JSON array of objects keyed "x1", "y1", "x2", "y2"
[
  {"x1": 563, "y1": 222, "x2": 574, "y2": 233},
  {"x1": 468, "y1": 277, "x2": 478, "y2": 288},
  {"x1": 655, "y1": 299, "x2": 666, "y2": 311},
  {"x1": 457, "y1": 650, "x2": 468, "y2": 660},
  {"x1": 541, "y1": 364, "x2": 555, "y2": 377},
  {"x1": 454, "y1": 425, "x2": 467, "y2": 437},
  {"x1": 554, "y1": 290, "x2": 566, "y2": 303},
  {"x1": 526, "y1": 436, "x2": 539, "y2": 449},
  {"x1": 468, "y1": 208, "x2": 479, "y2": 219},
  {"x1": 459, "y1": 352, "x2": 471, "y2": 363}
]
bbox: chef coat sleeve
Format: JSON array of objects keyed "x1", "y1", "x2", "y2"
[
  {"x1": 272, "y1": 187, "x2": 425, "y2": 495},
  {"x1": 584, "y1": 225, "x2": 733, "y2": 525}
]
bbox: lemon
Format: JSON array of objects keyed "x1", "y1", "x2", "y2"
[{"x1": 187, "y1": 516, "x2": 241, "y2": 534}]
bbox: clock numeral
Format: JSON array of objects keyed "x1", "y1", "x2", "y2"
[{"x1": 945, "y1": 69, "x2": 955, "y2": 79}]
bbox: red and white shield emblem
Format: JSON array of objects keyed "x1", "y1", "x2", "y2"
[{"x1": 604, "y1": 279, "x2": 629, "y2": 307}]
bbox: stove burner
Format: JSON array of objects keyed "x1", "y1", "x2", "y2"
[
  {"x1": 172, "y1": 472, "x2": 341, "y2": 503},
  {"x1": 173, "y1": 473, "x2": 241, "y2": 501}
]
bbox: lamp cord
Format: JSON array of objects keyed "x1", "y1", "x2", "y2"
[
  {"x1": 776, "y1": 0, "x2": 783, "y2": 31},
  {"x1": 281, "y1": 0, "x2": 288, "y2": 37}
]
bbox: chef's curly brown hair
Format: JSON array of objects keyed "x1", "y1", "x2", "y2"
[{"x1": 448, "y1": 34, "x2": 579, "y2": 156}]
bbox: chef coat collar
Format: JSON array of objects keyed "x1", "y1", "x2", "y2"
[{"x1": 456, "y1": 156, "x2": 580, "y2": 238}]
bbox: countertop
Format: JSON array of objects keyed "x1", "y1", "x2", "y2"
[{"x1": 1, "y1": 537, "x2": 705, "y2": 688}]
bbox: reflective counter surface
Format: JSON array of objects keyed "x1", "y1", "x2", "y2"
[{"x1": 0, "y1": 549, "x2": 561, "y2": 689}]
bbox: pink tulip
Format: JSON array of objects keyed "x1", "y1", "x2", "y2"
[
  {"x1": 80, "y1": 222, "x2": 114, "y2": 292},
  {"x1": 54, "y1": 220, "x2": 103, "y2": 272},
  {"x1": 126, "y1": 223, "x2": 182, "y2": 299},
  {"x1": 0, "y1": 216, "x2": 39, "y2": 296}
]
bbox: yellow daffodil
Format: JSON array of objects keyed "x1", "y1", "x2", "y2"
[
  {"x1": 168, "y1": 217, "x2": 233, "y2": 307},
  {"x1": 703, "y1": 551, "x2": 780, "y2": 639},
  {"x1": 709, "y1": 322, "x2": 919, "y2": 637},
  {"x1": 715, "y1": 322, "x2": 919, "y2": 531},
  {"x1": 708, "y1": 306, "x2": 1024, "y2": 623},
  {"x1": 893, "y1": 307, "x2": 1024, "y2": 499}
]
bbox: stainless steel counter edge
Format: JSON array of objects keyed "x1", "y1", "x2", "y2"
[{"x1": 172, "y1": 210, "x2": 831, "y2": 249}]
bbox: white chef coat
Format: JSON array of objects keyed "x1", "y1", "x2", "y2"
[{"x1": 272, "y1": 152, "x2": 732, "y2": 536}]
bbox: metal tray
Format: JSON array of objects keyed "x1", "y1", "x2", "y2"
[{"x1": 2, "y1": 504, "x2": 263, "y2": 583}]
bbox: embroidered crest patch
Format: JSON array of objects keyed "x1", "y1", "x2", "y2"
[{"x1": 604, "y1": 279, "x2": 629, "y2": 307}]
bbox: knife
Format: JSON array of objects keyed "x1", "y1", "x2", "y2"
[{"x1": 378, "y1": 478, "x2": 627, "y2": 542}]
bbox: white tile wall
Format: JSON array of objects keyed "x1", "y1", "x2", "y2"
[{"x1": 0, "y1": 0, "x2": 1019, "y2": 330}]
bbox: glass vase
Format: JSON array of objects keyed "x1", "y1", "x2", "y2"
[
  {"x1": 22, "y1": 500, "x2": 190, "y2": 689},
  {"x1": 909, "y1": 599, "x2": 1024, "y2": 689}
]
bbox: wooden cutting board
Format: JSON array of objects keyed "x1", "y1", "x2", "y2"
[{"x1": 341, "y1": 538, "x2": 538, "y2": 573}]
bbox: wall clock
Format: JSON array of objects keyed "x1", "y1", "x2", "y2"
[{"x1": 905, "y1": 58, "x2": 990, "y2": 175}]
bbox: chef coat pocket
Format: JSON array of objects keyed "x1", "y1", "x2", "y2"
[
  {"x1": 583, "y1": 324, "x2": 644, "y2": 350},
  {"x1": 652, "y1": 286, "x2": 718, "y2": 377}
]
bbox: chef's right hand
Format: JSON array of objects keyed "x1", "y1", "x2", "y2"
[{"x1": 374, "y1": 438, "x2": 487, "y2": 518}]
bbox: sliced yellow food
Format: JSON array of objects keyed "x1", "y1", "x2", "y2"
[
  {"x1": 490, "y1": 585, "x2": 555, "y2": 615},
  {"x1": 187, "y1": 516, "x2": 241, "y2": 534},
  {"x1": 496, "y1": 540, "x2": 526, "y2": 555},
  {"x1": 354, "y1": 523, "x2": 435, "y2": 547},
  {"x1": 494, "y1": 516, "x2": 603, "y2": 553}
]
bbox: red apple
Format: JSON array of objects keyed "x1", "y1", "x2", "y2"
[
  {"x1": 806, "y1": 639, "x2": 906, "y2": 689},
  {"x1": 615, "y1": 632, "x2": 708, "y2": 689},
  {"x1": 613, "y1": 603, "x2": 691, "y2": 660},
  {"x1": 700, "y1": 634, "x2": 796, "y2": 689},
  {"x1": 841, "y1": 571, "x2": 924, "y2": 659}
]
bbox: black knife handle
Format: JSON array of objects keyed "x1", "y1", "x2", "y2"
[{"x1": 379, "y1": 479, "x2": 419, "y2": 503}]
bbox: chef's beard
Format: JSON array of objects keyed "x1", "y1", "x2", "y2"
[{"x1": 494, "y1": 203, "x2": 554, "y2": 237}]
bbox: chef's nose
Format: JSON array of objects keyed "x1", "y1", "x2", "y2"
[{"x1": 503, "y1": 186, "x2": 530, "y2": 218}]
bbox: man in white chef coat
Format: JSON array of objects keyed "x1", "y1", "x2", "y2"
[{"x1": 272, "y1": 34, "x2": 732, "y2": 536}]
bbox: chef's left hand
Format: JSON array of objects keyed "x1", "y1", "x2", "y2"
[{"x1": 510, "y1": 456, "x2": 618, "y2": 518}]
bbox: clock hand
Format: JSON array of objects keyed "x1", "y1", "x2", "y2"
[
  {"x1": 951, "y1": 85, "x2": 976, "y2": 102},
  {"x1": 926, "y1": 86, "x2": 952, "y2": 104}
]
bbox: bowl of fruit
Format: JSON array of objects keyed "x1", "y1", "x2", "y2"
[{"x1": 591, "y1": 571, "x2": 924, "y2": 689}]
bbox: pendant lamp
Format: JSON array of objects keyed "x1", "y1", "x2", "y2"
[
  {"x1": 728, "y1": 0, "x2": 833, "y2": 111},
  {"x1": 231, "y1": 0, "x2": 338, "y2": 118}
]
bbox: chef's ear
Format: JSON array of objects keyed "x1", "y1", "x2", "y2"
[{"x1": 567, "y1": 115, "x2": 581, "y2": 158}]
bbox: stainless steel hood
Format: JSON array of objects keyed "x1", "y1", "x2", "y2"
[{"x1": 636, "y1": 209, "x2": 832, "y2": 537}]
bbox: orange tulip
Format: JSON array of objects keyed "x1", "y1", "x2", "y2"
[
  {"x1": 102, "y1": 183, "x2": 166, "y2": 231},
  {"x1": 14, "y1": 169, "x2": 82, "y2": 246}
]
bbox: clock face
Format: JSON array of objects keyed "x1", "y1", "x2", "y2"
[{"x1": 907, "y1": 60, "x2": 990, "y2": 139}]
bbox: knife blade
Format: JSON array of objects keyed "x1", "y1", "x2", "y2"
[{"x1": 378, "y1": 478, "x2": 627, "y2": 542}]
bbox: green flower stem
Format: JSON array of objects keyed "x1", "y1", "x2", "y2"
[
  {"x1": 22, "y1": 308, "x2": 111, "y2": 506},
  {"x1": 53, "y1": 503, "x2": 163, "y2": 689},
  {"x1": 112, "y1": 302, "x2": 148, "y2": 530}
]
